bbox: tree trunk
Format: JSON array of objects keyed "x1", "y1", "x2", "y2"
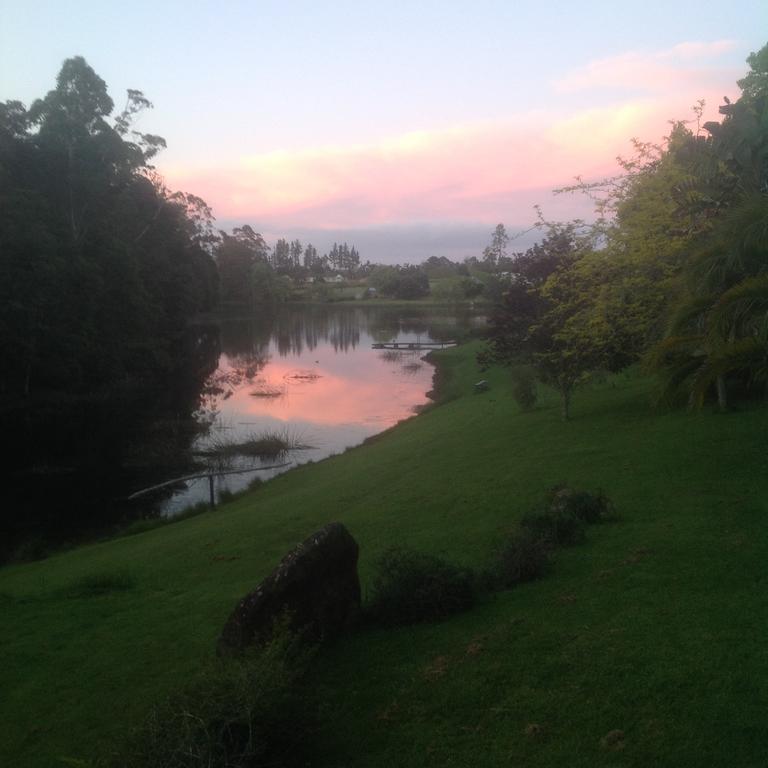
[
  {"x1": 716, "y1": 375, "x2": 728, "y2": 411},
  {"x1": 560, "y1": 387, "x2": 571, "y2": 421}
]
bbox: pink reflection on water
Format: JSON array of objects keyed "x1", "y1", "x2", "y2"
[
  {"x1": 160, "y1": 312, "x2": 455, "y2": 517},
  {"x1": 218, "y1": 344, "x2": 432, "y2": 429}
]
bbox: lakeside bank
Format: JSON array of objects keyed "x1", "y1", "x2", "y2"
[{"x1": 2, "y1": 342, "x2": 768, "y2": 767}]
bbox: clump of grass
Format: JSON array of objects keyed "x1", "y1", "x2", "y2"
[
  {"x1": 249, "y1": 382, "x2": 285, "y2": 398},
  {"x1": 366, "y1": 547, "x2": 477, "y2": 626},
  {"x1": 175, "y1": 501, "x2": 211, "y2": 520},
  {"x1": 283, "y1": 369, "x2": 322, "y2": 382},
  {"x1": 400, "y1": 361, "x2": 424, "y2": 375},
  {"x1": 120, "y1": 502, "x2": 210, "y2": 538},
  {"x1": 63, "y1": 571, "x2": 135, "y2": 598},
  {"x1": 113, "y1": 623, "x2": 316, "y2": 768},
  {"x1": 218, "y1": 488, "x2": 239, "y2": 504},
  {"x1": 519, "y1": 507, "x2": 586, "y2": 547},
  {"x1": 379, "y1": 350, "x2": 404, "y2": 362},
  {"x1": 511, "y1": 365, "x2": 538, "y2": 411},
  {"x1": 197, "y1": 428, "x2": 313, "y2": 462},
  {"x1": 492, "y1": 530, "x2": 551, "y2": 588},
  {"x1": 548, "y1": 485, "x2": 617, "y2": 523}
]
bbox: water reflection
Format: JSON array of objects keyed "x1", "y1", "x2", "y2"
[
  {"x1": 1, "y1": 322, "x2": 222, "y2": 562},
  {"x1": 2, "y1": 306, "x2": 485, "y2": 559},
  {"x1": 160, "y1": 305, "x2": 484, "y2": 515}
]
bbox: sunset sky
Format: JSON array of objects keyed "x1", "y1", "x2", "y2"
[{"x1": 2, "y1": 1, "x2": 766, "y2": 261}]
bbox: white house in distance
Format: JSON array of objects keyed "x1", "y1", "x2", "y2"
[{"x1": 305, "y1": 274, "x2": 346, "y2": 284}]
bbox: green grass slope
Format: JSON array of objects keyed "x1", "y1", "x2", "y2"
[{"x1": 2, "y1": 342, "x2": 768, "y2": 766}]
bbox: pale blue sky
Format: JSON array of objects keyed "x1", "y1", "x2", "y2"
[{"x1": 2, "y1": 1, "x2": 766, "y2": 260}]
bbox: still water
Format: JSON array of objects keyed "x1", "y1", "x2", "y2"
[{"x1": 159, "y1": 305, "x2": 484, "y2": 515}]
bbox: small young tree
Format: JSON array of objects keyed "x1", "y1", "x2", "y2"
[{"x1": 484, "y1": 222, "x2": 602, "y2": 419}]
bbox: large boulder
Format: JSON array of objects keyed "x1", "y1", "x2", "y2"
[{"x1": 217, "y1": 522, "x2": 361, "y2": 655}]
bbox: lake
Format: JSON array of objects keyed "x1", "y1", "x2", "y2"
[
  {"x1": 2, "y1": 304, "x2": 483, "y2": 561},
  {"x1": 157, "y1": 304, "x2": 485, "y2": 514}
]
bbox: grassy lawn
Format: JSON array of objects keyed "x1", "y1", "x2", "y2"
[{"x1": 2, "y1": 342, "x2": 767, "y2": 766}]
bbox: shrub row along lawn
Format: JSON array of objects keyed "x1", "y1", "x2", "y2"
[{"x1": 2, "y1": 342, "x2": 768, "y2": 767}]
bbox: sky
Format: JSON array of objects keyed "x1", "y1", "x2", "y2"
[{"x1": 1, "y1": 1, "x2": 766, "y2": 262}]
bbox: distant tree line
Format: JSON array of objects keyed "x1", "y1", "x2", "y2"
[{"x1": 216, "y1": 228, "x2": 371, "y2": 304}]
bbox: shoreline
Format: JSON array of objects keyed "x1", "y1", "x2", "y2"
[{"x1": 4, "y1": 343, "x2": 462, "y2": 564}]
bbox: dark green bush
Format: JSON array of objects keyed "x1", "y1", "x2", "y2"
[
  {"x1": 548, "y1": 486, "x2": 616, "y2": 523},
  {"x1": 367, "y1": 547, "x2": 477, "y2": 626},
  {"x1": 494, "y1": 530, "x2": 550, "y2": 588},
  {"x1": 520, "y1": 510, "x2": 585, "y2": 549},
  {"x1": 113, "y1": 624, "x2": 315, "y2": 768},
  {"x1": 511, "y1": 366, "x2": 538, "y2": 411},
  {"x1": 63, "y1": 571, "x2": 135, "y2": 598},
  {"x1": 519, "y1": 508, "x2": 585, "y2": 547}
]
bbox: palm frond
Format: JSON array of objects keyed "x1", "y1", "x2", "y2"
[
  {"x1": 723, "y1": 193, "x2": 768, "y2": 257},
  {"x1": 685, "y1": 193, "x2": 768, "y2": 291},
  {"x1": 688, "y1": 337, "x2": 768, "y2": 407},
  {"x1": 645, "y1": 334, "x2": 704, "y2": 370},
  {"x1": 667, "y1": 295, "x2": 716, "y2": 335},
  {"x1": 709, "y1": 275, "x2": 768, "y2": 338}
]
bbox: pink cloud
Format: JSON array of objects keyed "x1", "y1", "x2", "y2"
[
  {"x1": 554, "y1": 39, "x2": 739, "y2": 94},
  {"x1": 161, "y1": 41, "x2": 743, "y2": 230}
]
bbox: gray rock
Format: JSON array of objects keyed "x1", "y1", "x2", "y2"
[{"x1": 217, "y1": 522, "x2": 361, "y2": 655}]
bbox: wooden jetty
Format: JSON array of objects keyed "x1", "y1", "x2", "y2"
[{"x1": 372, "y1": 340, "x2": 457, "y2": 350}]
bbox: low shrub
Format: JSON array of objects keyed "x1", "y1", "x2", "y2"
[
  {"x1": 8, "y1": 537, "x2": 53, "y2": 563},
  {"x1": 519, "y1": 508, "x2": 585, "y2": 547},
  {"x1": 63, "y1": 571, "x2": 135, "y2": 598},
  {"x1": 493, "y1": 530, "x2": 551, "y2": 588},
  {"x1": 218, "y1": 488, "x2": 237, "y2": 504},
  {"x1": 367, "y1": 547, "x2": 477, "y2": 626},
  {"x1": 511, "y1": 366, "x2": 538, "y2": 411},
  {"x1": 548, "y1": 486, "x2": 616, "y2": 524},
  {"x1": 112, "y1": 624, "x2": 315, "y2": 768}
]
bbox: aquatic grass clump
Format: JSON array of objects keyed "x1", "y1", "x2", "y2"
[
  {"x1": 231, "y1": 430, "x2": 313, "y2": 460},
  {"x1": 249, "y1": 386, "x2": 285, "y2": 398},
  {"x1": 197, "y1": 428, "x2": 313, "y2": 462},
  {"x1": 379, "y1": 349, "x2": 422, "y2": 364},
  {"x1": 400, "y1": 361, "x2": 424, "y2": 375},
  {"x1": 283, "y1": 369, "x2": 322, "y2": 382}
]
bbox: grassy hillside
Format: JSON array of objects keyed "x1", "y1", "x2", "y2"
[{"x1": 2, "y1": 342, "x2": 768, "y2": 766}]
